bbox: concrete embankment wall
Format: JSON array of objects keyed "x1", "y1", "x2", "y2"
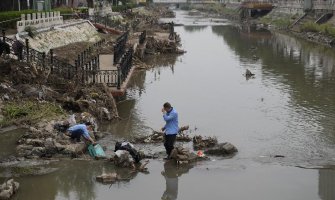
[{"x1": 21, "y1": 21, "x2": 101, "y2": 53}]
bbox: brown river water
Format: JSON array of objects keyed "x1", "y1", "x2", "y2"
[{"x1": 1, "y1": 10, "x2": 335, "y2": 200}]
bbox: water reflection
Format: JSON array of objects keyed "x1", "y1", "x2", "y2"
[
  {"x1": 212, "y1": 25, "x2": 335, "y2": 162},
  {"x1": 319, "y1": 169, "x2": 335, "y2": 200},
  {"x1": 183, "y1": 26, "x2": 208, "y2": 33},
  {"x1": 15, "y1": 161, "x2": 106, "y2": 200},
  {"x1": 161, "y1": 162, "x2": 192, "y2": 200}
]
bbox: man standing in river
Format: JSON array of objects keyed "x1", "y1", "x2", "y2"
[{"x1": 161, "y1": 102, "x2": 179, "y2": 159}]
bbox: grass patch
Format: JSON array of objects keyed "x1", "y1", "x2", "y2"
[
  {"x1": 112, "y1": 3, "x2": 137, "y2": 12},
  {"x1": 0, "y1": 101, "x2": 65, "y2": 127},
  {"x1": 301, "y1": 21, "x2": 335, "y2": 37},
  {"x1": 260, "y1": 15, "x2": 292, "y2": 29}
]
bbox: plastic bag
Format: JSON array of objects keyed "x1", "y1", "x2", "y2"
[{"x1": 68, "y1": 114, "x2": 76, "y2": 126}]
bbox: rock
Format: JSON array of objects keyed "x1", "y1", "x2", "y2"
[
  {"x1": 44, "y1": 122, "x2": 54, "y2": 133},
  {"x1": 62, "y1": 143, "x2": 87, "y2": 155},
  {"x1": 16, "y1": 145, "x2": 34, "y2": 152},
  {"x1": 2, "y1": 94, "x2": 9, "y2": 101},
  {"x1": 29, "y1": 127, "x2": 42, "y2": 134},
  {"x1": 45, "y1": 138, "x2": 57, "y2": 154},
  {"x1": 204, "y1": 142, "x2": 238, "y2": 156},
  {"x1": 193, "y1": 135, "x2": 218, "y2": 150},
  {"x1": 113, "y1": 150, "x2": 135, "y2": 168},
  {"x1": 100, "y1": 107, "x2": 111, "y2": 120},
  {"x1": 96, "y1": 173, "x2": 119, "y2": 183},
  {"x1": 54, "y1": 142, "x2": 65, "y2": 151},
  {"x1": 245, "y1": 69, "x2": 254, "y2": 76},
  {"x1": 25, "y1": 139, "x2": 44, "y2": 147},
  {"x1": 31, "y1": 147, "x2": 46, "y2": 156},
  {"x1": 170, "y1": 147, "x2": 198, "y2": 163},
  {"x1": 0, "y1": 179, "x2": 19, "y2": 200}
]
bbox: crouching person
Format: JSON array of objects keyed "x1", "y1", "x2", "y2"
[{"x1": 66, "y1": 122, "x2": 96, "y2": 144}]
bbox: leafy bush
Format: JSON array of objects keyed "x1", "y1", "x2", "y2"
[{"x1": 301, "y1": 22, "x2": 335, "y2": 37}]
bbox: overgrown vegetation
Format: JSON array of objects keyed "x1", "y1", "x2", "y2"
[
  {"x1": 260, "y1": 15, "x2": 293, "y2": 29},
  {"x1": 0, "y1": 101, "x2": 65, "y2": 127},
  {"x1": 301, "y1": 21, "x2": 335, "y2": 37},
  {"x1": 112, "y1": 3, "x2": 137, "y2": 12}
]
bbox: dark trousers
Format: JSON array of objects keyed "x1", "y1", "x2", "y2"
[
  {"x1": 164, "y1": 134, "x2": 177, "y2": 156},
  {"x1": 70, "y1": 131, "x2": 82, "y2": 142}
]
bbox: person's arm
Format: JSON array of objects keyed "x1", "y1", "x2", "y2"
[
  {"x1": 83, "y1": 128, "x2": 96, "y2": 144},
  {"x1": 163, "y1": 111, "x2": 176, "y2": 122}
]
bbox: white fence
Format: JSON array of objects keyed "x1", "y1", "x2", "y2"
[{"x1": 17, "y1": 11, "x2": 64, "y2": 33}]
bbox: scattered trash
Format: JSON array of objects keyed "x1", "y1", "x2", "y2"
[
  {"x1": 0, "y1": 179, "x2": 19, "y2": 200},
  {"x1": 197, "y1": 150, "x2": 205, "y2": 158},
  {"x1": 88, "y1": 144, "x2": 106, "y2": 159}
]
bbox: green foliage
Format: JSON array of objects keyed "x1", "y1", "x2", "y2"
[
  {"x1": 112, "y1": 3, "x2": 137, "y2": 12},
  {"x1": 301, "y1": 22, "x2": 335, "y2": 37},
  {"x1": 0, "y1": 101, "x2": 64, "y2": 127},
  {"x1": 260, "y1": 15, "x2": 292, "y2": 29}
]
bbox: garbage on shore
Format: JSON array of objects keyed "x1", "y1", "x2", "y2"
[{"x1": 0, "y1": 179, "x2": 19, "y2": 200}]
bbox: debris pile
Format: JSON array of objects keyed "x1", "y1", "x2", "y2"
[
  {"x1": 145, "y1": 36, "x2": 185, "y2": 55},
  {"x1": 204, "y1": 142, "x2": 238, "y2": 156},
  {"x1": 112, "y1": 150, "x2": 136, "y2": 168},
  {"x1": 0, "y1": 179, "x2": 19, "y2": 200},
  {"x1": 192, "y1": 135, "x2": 218, "y2": 150},
  {"x1": 132, "y1": 130, "x2": 191, "y2": 144},
  {"x1": 16, "y1": 113, "x2": 98, "y2": 159},
  {"x1": 170, "y1": 147, "x2": 207, "y2": 164}
]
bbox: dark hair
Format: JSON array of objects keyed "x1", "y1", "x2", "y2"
[
  {"x1": 163, "y1": 102, "x2": 172, "y2": 109},
  {"x1": 84, "y1": 121, "x2": 92, "y2": 126}
]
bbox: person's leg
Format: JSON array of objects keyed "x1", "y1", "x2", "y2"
[
  {"x1": 164, "y1": 134, "x2": 169, "y2": 155},
  {"x1": 165, "y1": 134, "x2": 177, "y2": 157},
  {"x1": 70, "y1": 132, "x2": 81, "y2": 142}
]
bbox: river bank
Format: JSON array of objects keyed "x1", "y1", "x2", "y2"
[{"x1": 181, "y1": 3, "x2": 335, "y2": 48}]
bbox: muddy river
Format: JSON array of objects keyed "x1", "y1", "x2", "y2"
[{"x1": 2, "y1": 10, "x2": 335, "y2": 200}]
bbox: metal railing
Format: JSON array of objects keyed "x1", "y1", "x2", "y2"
[
  {"x1": 119, "y1": 48, "x2": 134, "y2": 83},
  {"x1": 139, "y1": 30, "x2": 147, "y2": 45},
  {"x1": 114, "y1": 30, "x2": 129, "y2": 64},
  {"x1": 1, "y1": 29, "x2": 132, "y2": 89}
]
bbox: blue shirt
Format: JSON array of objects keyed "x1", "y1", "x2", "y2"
[
  {"x1": 163, "y1": 108, "x2": 179, "y2": 135},
  {"x1": 68, "y1": 124, "x2": 90, "y2": 139}
]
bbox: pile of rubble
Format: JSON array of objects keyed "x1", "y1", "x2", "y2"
[
  {"x1": 169, "y1": 146, "x2": 208, "y2": 165},
  {"x1": 0, "y1": 179, "x2": 19, "y2": 200},
  {"x1": 145, "y1": 36, "x2": 185, "y2": 55},
  {"x1": 192, "y1": 135, "x2": 238, "y2": 156},
  {"x1": 15, "y1": 113, "x2": 98, "y2": 159},
  {"x1": 131, "y1": 128, "x2": 191, "y2": 144},
  {"x1": 193, "y1": 135, "x2": 218, "y2": 150}
]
